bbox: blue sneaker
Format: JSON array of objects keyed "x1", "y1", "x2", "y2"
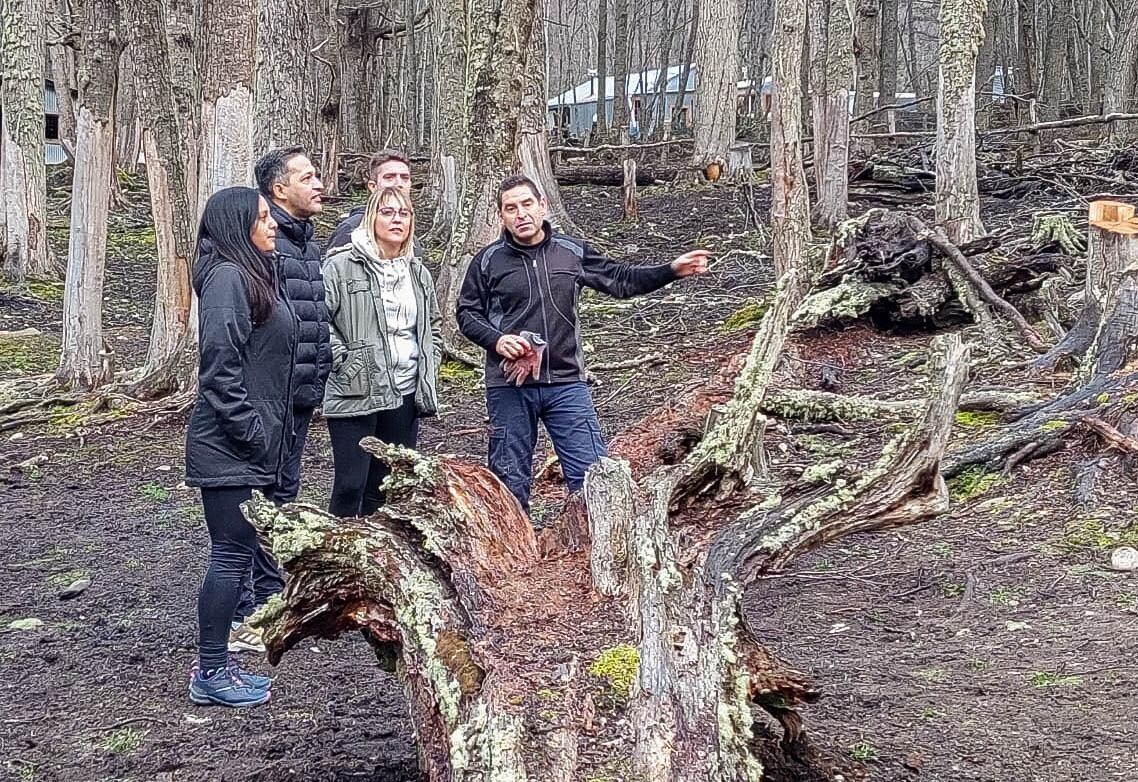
[
  {"x1": 189, "y1": 658, "x2": 274, "y2": 691},
  {"x1": 189, "y1": 665, "x2": 271, "y2": 707}
]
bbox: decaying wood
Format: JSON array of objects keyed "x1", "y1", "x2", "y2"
[
  {"x1": 622, "y1": 158, "x2": 638, "y2": 220},
  {"x1": 554, "y1": 163, "x2": 673, "y2": 187}
]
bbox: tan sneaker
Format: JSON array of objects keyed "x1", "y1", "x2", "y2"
[{"x1": 228, "y1": 621, "x2": 266, "y2": 654}]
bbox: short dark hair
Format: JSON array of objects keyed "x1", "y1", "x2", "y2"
[
  {"x1": 497, "y1": 174, "x2": 542, "y2": 208},
  {"x1": 368, "y1": 149, "x2": 410, "y2": 181},
  {"x1": 254, "y1": 146, "x2": 307, "y2": 197}
]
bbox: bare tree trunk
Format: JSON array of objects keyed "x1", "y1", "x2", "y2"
[
  {"x1": 594, "y1": 0, "x2": 609, "y2": 141},
  {"x1": 433, "y1": 0, "x2": 540, "y2": 362},
  {"x1": 691, "y1": 0, "x2": 741, "y2": 177},
  {"x1": 1015, "y1": 0, "x2": 1038, "y2": 106},
  {"x1": 198, "y1": 0, "x2": 256, "y2": 208},
  {"x1": 114, "y1": 45, "x2": 141, "y2": 173},
  {"x1": 974, "y1": 0, "x2": 997, "y2": 129},
  {"x1": 1040, "y1": 0, "x2": 1069, "y2": 121},
  {"x1": 165, "y1": 0, "x2": 201, "y2": 206},
  {"x1": 56, "y1": 0, "x2": 122, "y2": 390},
  {"x1": 1103, "y1": 17, "x2": 1138, "y2": 130},
  {"x1": 430, "y1": 0, "x2": 466, "y2": 241},
  {"x1": 255, "y1": 0, "x2": 311, "y2": 153},
  {"x1": 876, "y1": 0, "x2": 899, "y2": 129},
  {"x1": 671, "y1": 0, "x2": 698, "y2": 135},
  {"x1": 516, "y1": 0, "x2": 577, "y2": 232},
  {"x1": 314, "y1": 0, "x2": 342, "y2": 195},
  {"x1": 124, "y1": 0, "x2": 197, "y2": 398},
  {"x1": 809, "y1": 0, "x2": 854, "y2": 228},
  {"x1": 1, "y1": 0, "x2": 51, "y2": 283},
  {"x1": 611, "y1": 0, "x2": 631, "y2": 141},
  {"x1": 851, "y1": 0, "x2": 879, "y2": 148},
  {"x1": 47, "y1": 0, "x2": 78, "y2": 148},
  {"x1": 935, "y1": 0, "x2": 988, "y2": 244},
  {"x1": 771, "y1": 0, "x2": 813, "y2": 301}
]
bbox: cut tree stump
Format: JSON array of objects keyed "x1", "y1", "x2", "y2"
[
  {"x1": 621, "y1": 158, "x2": 638, "y2": 220},
  {"x1": 249, "y1": 278, "x2": 971, "y2": 780}
]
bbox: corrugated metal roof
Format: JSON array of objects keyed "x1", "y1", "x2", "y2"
[
  {"x1": 45, "y1": 142, "x2": 66, "y2": 165},
  {"x1": 44, "y1": 81, "x2": 59, "y2": 115}
]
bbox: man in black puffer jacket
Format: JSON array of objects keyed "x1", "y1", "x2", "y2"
[{"x1": 225, "y1": 147, "x2": 330, "y2": 650}]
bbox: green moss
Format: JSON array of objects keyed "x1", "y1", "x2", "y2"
[
  {"x1": 801, "y1": 460, "x2": 842, "y2": 484},
  {"x1": 106, "y1": 227, "x2": 157, "y2": 255},
  {"x1": 47, "y1": 569, "x2": 89, "y2": 588},
  {"x1": 439, "y1": 360, "x2": 481, "y2": 390},
  {"x1": 0, "y1": 332, "x2": 58, "y2": 374},
  {"x1": 954, "y1": 410, "x2": 1000, "y2": 428},
  {"x1": 25, "y1": 279, "x2": 65, "y2": 301},
  {"x1": 1041, "y1": 419, "x2": 1069, "y2": 432},
  {"x1": 719, "y1": 298, "x2": 769, "y2": 334},
  {"x1": 98, "y1": 727, "x2": 145, "y2": 754},
  {"x1": 1096, "y1": 393, "x2": 1111, "y2": 405},
  {"x1": 588, "y1": 644, "x2": 639, "y2": 700},
  {"x1": 1029, "y1": 671, "x2": 1081, "y2": 688},
  {"x1": 1058, "y1": 517, "x2": 1138, "y2": 551},
  {"x1": 138, "y1": 482, "x2": 170, "y2": 502},
  {"x1": 947, "y1": 466, "x2": 1003, "y2": 502}
]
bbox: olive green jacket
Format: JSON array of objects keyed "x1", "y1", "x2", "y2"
[{"x1": 321, "y1": 238, "x2": 442, "y2": 418}]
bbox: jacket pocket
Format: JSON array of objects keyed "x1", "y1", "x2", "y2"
[{"x1": 328, "y1": 348, "x2": 370, "y2": 398}]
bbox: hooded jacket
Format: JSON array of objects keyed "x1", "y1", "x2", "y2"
[
  {"x1": 326, "y1": 204, "x2": 424, "y2": 258},
  {"x1": 456, "y1": 221, "x2": 678, "y2": 387},
  {"x1": 321, "y1": 227, "x2": 442, "y2": 418},
  {"x1": 185, "y1": 253, "x2": 298, "y2": 488},
  {"x1": 271, "y1": 202, "x2": 332, "y2": 409}
]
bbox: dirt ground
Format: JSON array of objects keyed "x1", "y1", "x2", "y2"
[{"x1": 2, "y1": 174, "x2": 1137, "y2": 781}]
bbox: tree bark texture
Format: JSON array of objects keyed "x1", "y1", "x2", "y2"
[
  {"x1": 594, "y1": 0, "x2": 609, "y2": 140},
  {"x1": 56, "y1": 0, "x2": 122, "y2": 390},
  {"x1": 691, "y1": 0, "x2": 742, "y2": 176},
  {"x1": 851, "y1": 0, "x2": 879, "y2": 142},
  {"x1": 516, "y1": 0, "x2": 576, "y2": 232},
  {"x1": 1039, "y1": 0, "x2": 1069, "y2": 121},
  {"x1": 935, "y1": 0, "x2": 988, "y2": 244},
  {"x1": 1, "y1": 0, "x2": 51, "y2": 282},
  {"x1": 124, "y1": 0, "x2": 196, "y2": 398},
  {"x1": 254, "y1": 0, "x2": 313, "y2": 153},
  {"x1": 770, "y1": 0, "x2": 813, "y2": 303},
  {"x1": 876, "y1": 0, "x2": 899, "y2": 129},
  {"x1": 809, "y1": 0, "x2": 854, "y2": 229},
  {"x1": 163, "y1": 0, "x2": 201, "y2": 207},
  {"x1": 199, "y1": 0, "x2": 256, "y2": 209},
  {"x1": 47, "y1": 0, "x2": 78, "y2": 146},
  {"x1": 611, "y1": 0, "x2": 631, "y2": 141},
  {"x1": 1103, "y1": 18, "x2": 1138, "y2": 125}
]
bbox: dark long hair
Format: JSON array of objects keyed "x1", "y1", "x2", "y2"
[{"x1": 193, "y1": 186, "x2": 277, "y2": 325}]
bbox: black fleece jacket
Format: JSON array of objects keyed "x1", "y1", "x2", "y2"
[{"x1": 456, "y1": 222, "x2": 678, "y2": 387}]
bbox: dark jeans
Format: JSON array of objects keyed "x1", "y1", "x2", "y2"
[
  {"x1": 327, "y1": 394, "x2": 419, "y2": 517},
  {"x1": 232, "y1": 406, "x2": 313, "y2": 622},
  {"x1": 486, "y1": 381, "x2": 607, "y2": 511},
  {"x1": 198, "y1": 486, "x2": 267, "y2": 671}
]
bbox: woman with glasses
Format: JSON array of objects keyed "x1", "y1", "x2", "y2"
[{"x1": 321, "y1": 186, "x2": 442, "y2": 517}]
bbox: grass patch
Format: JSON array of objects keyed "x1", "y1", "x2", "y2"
[
  {"x1": 849, "y1": 742, "x2": 877, "y2": 761},
  {"x1": 438, "y1": 360, "x2": 481, "y2": 390},
  {"x1": 913, "y1": 667, "x2": 948, "y2": 683},
  {"x1": 98, "y1": 727, "x2": 146, "y2": 754},
  {"x1": 947, "y1": 465, "x2": 1003, "y2": 502},
  {"x1": 1030, "y1": 671, "x2": 1082, "y2": 688},
  {"x1": 25, "y1": 279, "x2": 65, "y2": 302},
  {"x1": 138, "y1": 482, "x2": 171, "y2": 502},
  {"x1": 954, "y1": 410, "x2": 1000, "y2": 428},
  {"x1": 1058, "y1": 517, "x2": 1138, "y2": 552},
  {"x1": 1115, "y1": 592, "x2": 1137, "y2": 610},
  {"x1": 989, "y1": 587, "x2": 1020, "y2": 607},
  {"x1": 0, "y1": 332, "x2": 59, "y2": 374},
  {"x1": 719, "y1": 298, "x2": 768, "y2": 334},
  {"x1": 47, "y1": 568, "x2": 90, "y2": 588}
]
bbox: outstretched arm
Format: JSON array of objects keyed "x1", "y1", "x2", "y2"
[{"x1": 579, "y1": 242, "x2": 710, "y2": 298}]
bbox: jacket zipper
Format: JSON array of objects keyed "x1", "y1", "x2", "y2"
[{"x1": 534, "y1": 249, "x2": 551, "y2": 383}]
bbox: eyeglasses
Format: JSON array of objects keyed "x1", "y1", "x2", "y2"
[{"x1": 377, "y1": 207, "x2": 413, "y2": 219}]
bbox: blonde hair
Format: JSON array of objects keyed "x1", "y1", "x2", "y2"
[{"x1": 364, "y1": 186, "x2": 416, "y2": 258}]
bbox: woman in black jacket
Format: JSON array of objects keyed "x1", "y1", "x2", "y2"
[{"x1": 185, "y1": 187, "x2": 297, "y2": 708}]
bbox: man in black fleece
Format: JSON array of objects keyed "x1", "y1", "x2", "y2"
[{"x1": 457, "y1": 174, "x2": 709, "y2": 512}]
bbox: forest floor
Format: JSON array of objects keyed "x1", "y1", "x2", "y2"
[{"x1": 2, "y1": 168, "x2": 1137, "y2": 782}]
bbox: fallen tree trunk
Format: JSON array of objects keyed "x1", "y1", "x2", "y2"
[
  {"x1": 554, "y1": 163, "x2": 676, "y2": 186},
  {"x1": 250, "y1": 272, "x2": 972, "y2": 779}
]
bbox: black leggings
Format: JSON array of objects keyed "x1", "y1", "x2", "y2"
[
  {"x1": 197, "y1": 486, "x2": 266, "y2": 671},
  {"x1": 327, "y1": 394, "x2": 419, "y2": 517}
]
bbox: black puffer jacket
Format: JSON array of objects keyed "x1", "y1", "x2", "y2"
[
  {"x1": 271, "y1": 202, "x2": 332, "y2": 409},
  {"x1": 185, "y1": 256, "x2": 298, "y2": 488}
]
